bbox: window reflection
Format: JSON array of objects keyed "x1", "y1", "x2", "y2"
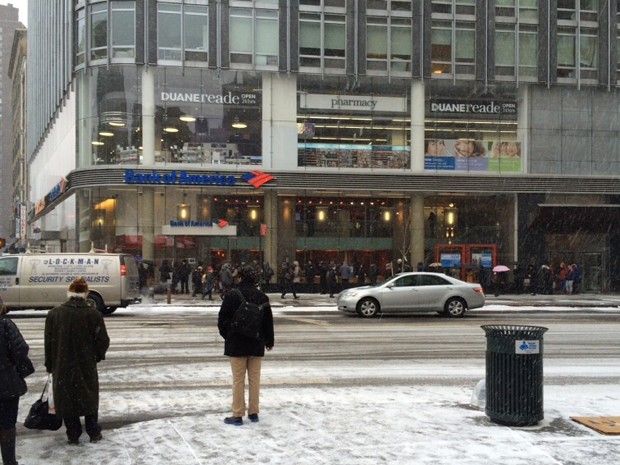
[{"x1": 156, "y1": 69, "x2": 262, "y2": 165}]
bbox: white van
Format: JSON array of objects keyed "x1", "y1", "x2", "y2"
[{"x1": 0, "y1": 252, "x2": 141, "y2": 314}]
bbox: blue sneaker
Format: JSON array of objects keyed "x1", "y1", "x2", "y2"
[
  {"x1": 224, "y1": 416, "x2": 243, "y2": 426},
  {"x1": 248, "y1": 414, "x2": 259, "y2": 423}
]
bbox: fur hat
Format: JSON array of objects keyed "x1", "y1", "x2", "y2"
[{"x1": 69, "y1": 277, "x2": 89, "y2": 294}]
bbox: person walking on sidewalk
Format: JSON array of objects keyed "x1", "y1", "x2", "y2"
[
  {"x1": 218, "y1": 264, "x2": 274, "y2": 425},
  {"x1": 1, "y1": 296, "x2": 34, "y2": 465},
  {"x1": 202, "y1": 266, "x2": 216, "y2": 300},
  {"x1": 220, "y1": 262, "x2": 234, "y2": 297},
  {"x1": 280, "y1": 262, "x2": 298, "y2": 299},
  {"x1": 45, "y1": 278, "x2": 110, "y2": 445},
  {"x1": 327, "y1": 262, "x2": 338, "y2": 298},
  {"x1": 191, "y1": 266, "x2": 203, "y2": 297}
]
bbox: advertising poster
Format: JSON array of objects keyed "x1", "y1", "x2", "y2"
[{"x1": 424, "y1": 139, "x2": 522, "y2": 173}]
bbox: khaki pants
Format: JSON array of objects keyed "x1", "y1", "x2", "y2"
[{"x1": 230, "y1": 356, "x2": 262, "y2": 417}]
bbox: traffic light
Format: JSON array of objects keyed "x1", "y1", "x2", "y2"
[{"x1": 0, "y1": 238, "x2": 5, "y2": 249}]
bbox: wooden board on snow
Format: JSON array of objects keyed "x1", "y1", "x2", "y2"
[{"x1": 571, "y1": 416, "x2": 620, "y2": 435}]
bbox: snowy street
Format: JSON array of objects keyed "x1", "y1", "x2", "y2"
[{"x1": 8, "y1": 301, "x2": 620, "y2": 464}]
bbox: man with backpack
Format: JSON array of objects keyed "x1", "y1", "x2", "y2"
[{"x1": 217, "y1": 263, "x2": 274, "y2": 426}]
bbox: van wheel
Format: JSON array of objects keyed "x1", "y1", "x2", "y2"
[{"x1": 88, "y1": 293, "x2": 112, "y2": 314}]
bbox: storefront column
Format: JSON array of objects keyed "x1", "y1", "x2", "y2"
[
  {"x1": 263, "y1": 74, "x2": 297, "y2": 169},
  {"x1": 411, "y1": 80, "x2": 425, "y2": 172},
  {"x1": 140, "y1": 188, "x2": 155, "y2": 260},
  {"x1": 141, "y1": 66, "x2": 155, "y2": 165},
  {"x1": 411, "y1": 194, "x2": 425, "y2": 268},
  {"x1": 277, "y1": 195, "x2": 297, "y2": 268},
  {"x1": 263, "y1": 191, "x2": 278, "y2": 270}
]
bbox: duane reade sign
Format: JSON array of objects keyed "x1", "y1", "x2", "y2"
[
  {"x1": 430, "y1": 99, "x2": 517, "y2": 115},
  {"x1": 300, "y1": 93, "x2": 408, "y2": 113}
]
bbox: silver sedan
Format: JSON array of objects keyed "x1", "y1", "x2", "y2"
[{"x1": 337, "y1": 272, "x2": 485, "y2": 318}]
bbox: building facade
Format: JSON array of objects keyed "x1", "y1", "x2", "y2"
[
  {"x1": 0, "y1": 3, "x2": 23, "y2": 245},
  {"x1": 8, "y1": 27, "x2": 27, "y2": 253},
  {"x1": 27, "y1": 0, "x2": 620, "y2": 291}
]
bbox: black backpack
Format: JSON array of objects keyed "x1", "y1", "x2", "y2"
[{"x1": 229, "y1": 290, "x2": 266, "y2": 340}]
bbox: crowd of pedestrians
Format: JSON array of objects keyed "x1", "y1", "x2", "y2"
[{"x1": 148, "y1": 258, "x2": 412, "y2": 300}]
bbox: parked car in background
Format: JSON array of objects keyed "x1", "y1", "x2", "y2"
[{"x1": 337, "y1": 272, "x2": 485, "y2": 318}]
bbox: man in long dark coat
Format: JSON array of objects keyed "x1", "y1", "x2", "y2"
[{"x1": 45, "y1": 277, "x2": 110, "y2": 445}]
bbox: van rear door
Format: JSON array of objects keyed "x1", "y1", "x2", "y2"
[{"x1": 120, "y1": 254, "x2": 141, "y2": 303}]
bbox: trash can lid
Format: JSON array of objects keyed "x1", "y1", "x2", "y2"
[{"x1": 481, "y1": 324, "x2": 548, "y2": 339}]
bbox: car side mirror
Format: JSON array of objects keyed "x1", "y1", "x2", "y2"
[{"x1": 386, "y1": 283, "x2": 394, "y2": 289}]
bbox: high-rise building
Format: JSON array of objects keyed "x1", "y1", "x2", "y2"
[
  {"x1": 0, "y1": 3, "x2": 23, "y2": 247},
  {"x1": 8, "y1": 26, "x2": 27, "y2": 250},
  {"x1": 26, "y1": 1, "x2": 620, "y2": 292}
]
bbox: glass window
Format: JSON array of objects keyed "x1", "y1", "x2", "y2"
[
  {"x1": 156, "y1": 69, "x2": 262, "y2": 166},
  {"x1": 394, "y1": 275, "x2": 417, "y2": 287},
  {"x1": 230, "y1": 7, "x2": 278, "y2": 66},
  {"x1": 519, "y1": 0, "x2": 539, "y2": 20},
  {"x1": 158, "y1": 4, "x2": 182, "y2": 61},
  {"x1": 0, "y1": 258, "x2": 18, "y2": 275},
  {"x1": 300, "y1": 0, "x2": 346, "y2": 6},
  {"x1": 185, "y1": 5, "x2": 209, "y2": 61},
  {"x1": 76, "y1": 9, "x2": 86, "y2": 66},
  {"x1": 299, "y1": 12, "x2": 345, "y2": 69},
  {"x1": 496, "y1": 0, "x2": 515, "y2": 17},
  {"x1": 496, "y1": 27, "x2": 516, "y2": 77},
  {"x1": 367, "y1": 18, "x2": 388, "y2": 62},
  {"x1": 391, "y1": 18, "x2": 412, "y2": 71},
  {"x1": 580, "y1": 32, "x2": 597, "y2": 69},
  {"x1": 617, "y1": 36, "x2": 620, "y2": 81},
  {"x1": 230, "y1": 8, "x2": 253, "y2": 63},
  {"x1": 518, "y1": 29, "x2": 537, "y2": 78},
  {"x1": 256, "y1": 10, "x2": 278, "y2": 66},
  {"x1": 557, "y1": 28, "x2": 575, "y2": 77},
  {"x1": 431, "y1": 21, "x2": 452, "y2": 74},
  {"x1": 420, "y1": 274, "x2": 450, "y2": 286},
  {"x1": 324, "y1": 15, "x2": 345, "y2": 57},
  {"x1": 432, "y1": 0, "x2": 453, "y2": 15},
  {"x1": 557, "y1": 0, "x2": 599, "y2": 82},
  {"x1": 557, "y1": 0, "x2": 576, "y2": 21},
  {"x1": 455, "y1": 0, "x2": 476, "y2": 15},
  {"x1": 368, "y1": 0, "x2": 411, "y2": 11},
  {"x1": 580, "y1": 29, "x2": 598, "y2": 80},
  {"x1": 455, "y1": 23, "x2": 475, "y2": 74},
  {"x1": 300, "y1": 13, "x2": 321, "y2": 67},
  {"x1": 496, "y1": 0, "x2": 538, "y2": 19},
  {"x1": 90, "y1": 3, "x2": 108, "y2": 61},
  {"x1": 495, "y1": 1, "x2": 538, "y2": 81},
  {"x1": 111, "y1": 1, "x2": 135, "y2": 59}
]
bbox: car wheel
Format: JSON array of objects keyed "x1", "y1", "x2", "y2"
[
  {"x1": 88, "y1": 293, "x2": 114, "y2": 314},
  {"x1": 357, "y1": 297, "x2": 380, "y2": 318},
  {"x1": 444, "y1": 297, "x2": 467, "y2": 318}
]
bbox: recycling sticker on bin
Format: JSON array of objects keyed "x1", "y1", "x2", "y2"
[{"x1": 515, "y1": 340, "x2": 540, "y2": 354}]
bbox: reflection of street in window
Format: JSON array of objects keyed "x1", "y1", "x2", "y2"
[{"x1": 425, "y1": 139, "x2": 446, "y2": 156}]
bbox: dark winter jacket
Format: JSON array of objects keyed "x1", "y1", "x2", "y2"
[
  {"x1": 44, "y1": 297, "x2": 110, "y2": 417},
  {"x1": 218, "y1": 283, "x2": 274, "y2": 357},
  {"x1": 0, "y1": 316, "x2": 32, "y2": 399}
]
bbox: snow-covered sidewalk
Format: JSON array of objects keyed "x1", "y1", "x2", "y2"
[{"x1": 15, "y1": 370, "x2": 620, "y2": 464}]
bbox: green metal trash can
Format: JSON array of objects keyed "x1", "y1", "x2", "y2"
[{"x1": 481, "y1": 325, "x2": 549, "y2": 426}]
